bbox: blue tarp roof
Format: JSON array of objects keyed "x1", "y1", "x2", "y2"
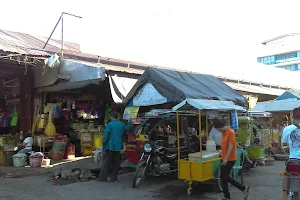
[
  {"x1": 275, "y1": 89, "x2": 300, "y2": 101},
  {"x1": 252, "y1": 99, "x2": 300, "y2": 112}
]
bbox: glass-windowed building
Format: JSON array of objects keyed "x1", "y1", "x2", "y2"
[{"x1": 258, "y1": 33, "x2": 300, "y2": 71}]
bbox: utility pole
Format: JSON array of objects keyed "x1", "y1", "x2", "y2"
[{"x1": 43, "y1": 12, "x2": 82, "y2": 57}]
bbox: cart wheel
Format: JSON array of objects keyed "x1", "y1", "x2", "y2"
[
  {"x1": 187, "y1": 188, "x2": 192, "y2": 196},
  {"x1": 215, "y1": 167, "x2": 223, "y2": 192},
  {"x1": 253, "y1": 161, "x2": 258, "y2": 168}
]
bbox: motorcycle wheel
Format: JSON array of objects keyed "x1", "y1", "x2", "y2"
[
  {"x1": 132, "y1": 165, "x2": 146, "y2": 188},
  {"x1": 292, "y1": 192, "x2": 299, "y2": 200}
]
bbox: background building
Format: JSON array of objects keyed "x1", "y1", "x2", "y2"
[{"x1": 258, "y1": 33, "x2": 300, "y2": 71}]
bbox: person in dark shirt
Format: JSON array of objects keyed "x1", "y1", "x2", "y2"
[{"x1": 98, "y1": 111, "x2": 131, "y2": 182}]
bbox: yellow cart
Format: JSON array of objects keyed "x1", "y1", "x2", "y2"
[{"x1": 172, "y1": 98, "x2": 245, "y2": 195}]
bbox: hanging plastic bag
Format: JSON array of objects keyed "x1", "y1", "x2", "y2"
[
  {"x1": 10, "y1": 106, "x2": 18, "y2": 127},
  {"x1": 53, "y1": 106, "x2": 61, "y2": 118}
]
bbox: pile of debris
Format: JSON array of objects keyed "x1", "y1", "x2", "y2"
[{"x1": 51, "y1": 168, "x2": 98, "y2": 182}]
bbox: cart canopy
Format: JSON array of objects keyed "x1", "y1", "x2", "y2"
[
  {"x1": 252, "y1": 100, "x2": 300, "y2": 112},
  {"x1": 172, "y1": 98, "x2": 246, "y2": 111}
]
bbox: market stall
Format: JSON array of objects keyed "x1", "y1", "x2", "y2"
[
  {"x1": 251, "y1": 98, "x2": 300, "y2": 157},
  {"x1": 122, "y1": 67, "x2": 246, "y2": 168},
  {"x1": 0, "y1": 58, "x2": 35, "y2": 166},
  {"x1": 237, "y1": 111, "x2": 273, "y2": 166},
  {"x1": 172, "y1": 98, "x2": 245, "y2": 195},
  {"x1": 28, "y1": 59, "x2": 124, "y2": 163}
]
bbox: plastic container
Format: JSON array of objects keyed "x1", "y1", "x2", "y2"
[
  {"x1": 246, "y1": 147, "x2": 264, "y2": 159},
  {"x1": 206, "y1": 139, "x2": 217, "y2": 152},
  {"x1": 93, "y1": 136, "x2": 103, "y2": 149},
  {"x1": 188, "y1": 151, "x2": 220, "y2": 162},
  {"x1": 12, "y1": 153, "x2": 27, "y2": 168},
  {"x1": 82, "y1": 146, "x2": 93, "y2": 156},
  {"x1": 65, "y1": 144, "x2": 75, "y2": 159},
  {"x1": 50, "y1": 152, "x2": 65, "y2": 161},
  {"x1": 5, "y1": 151, "x2": 15, "y2": 166},
  {"x1": 29, "y1": 156, "x2": 43, "y2": 168},
  {"x1": 42, "y1": 158, "x2": 51, "y2": 166}
]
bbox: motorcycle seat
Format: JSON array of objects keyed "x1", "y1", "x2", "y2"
[
  {"x1": 166, "y1": 146, "x2": 188, "y2": 153},
  {"x1": 286, "y1": 159, "x2": 300, "y2": 165}
]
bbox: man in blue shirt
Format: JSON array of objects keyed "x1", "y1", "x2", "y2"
[
  {"x1": 99, "y1": 111, "x2": 131, "y2": 182},
  {"x1": 282, "y1": 107, "x2": 300, "y2": 199}
]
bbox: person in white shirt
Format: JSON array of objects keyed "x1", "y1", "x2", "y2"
[
  {"x1": 18, "y1": 132, "x2": 33, "y2": 153},
  {"x1": 209, "y1": 127, "x2": 222, "y2": 150}
]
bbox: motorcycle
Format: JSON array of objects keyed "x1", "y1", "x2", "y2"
[
  {"x1": 282, "y1": 159, "x2": 300, "y2": 200},
  {"x1": 132, "y1": 140, "x2": 189, "y2": 188}
]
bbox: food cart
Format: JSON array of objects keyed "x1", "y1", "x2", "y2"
[
  {"x1": 173, "y1": 98, "x2": 245, "y2": 195},
  {"x1": 237, "y1": 111, "x2": 273, "y2": 166}
]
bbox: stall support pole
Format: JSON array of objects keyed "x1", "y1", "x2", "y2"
[
  {"x1": 228, "y1": 113, "x2": 231, "y2": 127},
  {"x1": 199, "y1": 110, "x2": 202, "y2": 160},
  {"x1": 176, "y1": 111, "x2": 180, "y2": 160},
  {"x1": 206, "y1": 116, "x2": 208, "y2": 140}
]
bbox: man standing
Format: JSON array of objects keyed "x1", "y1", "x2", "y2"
[
  {"x1": 209, "y1": 125, "x2": 222, "y2": 150},
  {"x1": 214, "y1": 119, "x2": 249, "y2": 200},
  {"x1": 99, "y1": 111, "x2": 131, "y2": 182},
  {"x1": 282, "y1": 107, "x2": 300, "y2": 199}
]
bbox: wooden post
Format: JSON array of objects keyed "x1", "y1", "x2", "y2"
[{"x1": 19, "y1": 71, "x2": 33, "y2": 132}]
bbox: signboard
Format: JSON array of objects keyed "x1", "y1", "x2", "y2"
[{"x1": 123, "y1": 106, "x2": 140, "y2": 120}]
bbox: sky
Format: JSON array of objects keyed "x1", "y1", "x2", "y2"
[{"x1": 2, "y1": 0, "x2": 300, "y2": 71}]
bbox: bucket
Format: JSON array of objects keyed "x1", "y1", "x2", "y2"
[
  {"x1": 82, "y1": 146, "x2": 93, "y2": 156},
  {"x1": 42, "y1": 158, "x2": 51, "y2": 166},
  {"x1": 5, "y1": 151, "x2": 15, "y2": 166},
  {"x1": 29, "y1": 156, "x2": 43, "y2": 168},
  {"x1": 12, "y1": 154, "x2": 27, "y2": 168},
  {"x1": 93, "y1": 136, "x2": 103, "y2": 149},
  {"x1": 65, "y1": 144, "x2": 75, "y2": 159},
  {"x1": 50, "y1": 152, "x2": 65, "y2": 161}
]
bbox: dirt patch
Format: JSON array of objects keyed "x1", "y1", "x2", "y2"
[{"x1": 0, "y1": 166, "x2": 51, "y2": 178}]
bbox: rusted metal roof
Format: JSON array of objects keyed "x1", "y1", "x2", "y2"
[{"x1": 0, "y1": 29, "x2": 80, "y2": 56}]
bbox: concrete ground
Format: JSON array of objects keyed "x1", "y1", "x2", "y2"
[{"x1": 0, "y1": 160, "x2": 285, "y2": 200}]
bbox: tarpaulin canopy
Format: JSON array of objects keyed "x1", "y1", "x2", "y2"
[
  {"x1": 109, "y1": 75, "x2": 138, "y2": 103},
  {"x1": 35, "y1": 59, "x2": 105, "y2": 92},
  {"x1": 123, "y1": 67, "x2": 245, "y2": 107},
  {"x1": 251, "y1": 100, "x2": 300, "y2": 112},
  {"x1": 172, "y1": 98, "x2": 246, "y2": 111}
]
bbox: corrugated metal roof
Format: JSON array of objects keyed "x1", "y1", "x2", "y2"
[
  {"x1": 252, "y1": 100, "x2": 300, "y2": 112},
  {"x1": 225, "y1": 82, "x2": 285, "y2": 96},
  {"x1": 0, "y1": 29, "x2": 80, "y2": 56}
]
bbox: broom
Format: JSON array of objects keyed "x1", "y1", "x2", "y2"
[{"x1": 44, "y1": 105, "x2": 56, "y2": 137}]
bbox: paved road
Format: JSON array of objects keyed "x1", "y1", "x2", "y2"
[{"x1": 0, "y1": 161, "x2": 284, "y2": 200}]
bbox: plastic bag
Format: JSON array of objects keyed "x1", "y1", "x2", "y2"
[{"x1": 10, "y1": 107, "x2": 18, "y2": 127}]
